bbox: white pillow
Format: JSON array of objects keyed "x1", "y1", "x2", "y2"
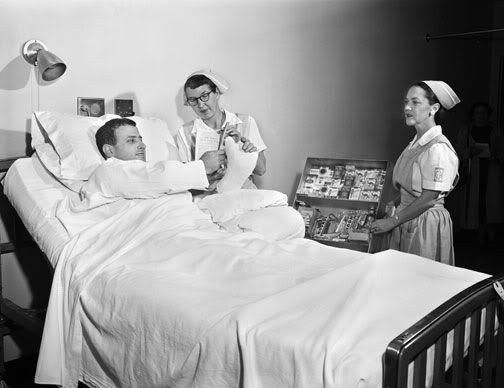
[
  {"x1": 128, "y1": 116, "x2": 177, "y2": 163},
  {"x1": 31, "y1": 112, "x2": 177, "y2": 182}
]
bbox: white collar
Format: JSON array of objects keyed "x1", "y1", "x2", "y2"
[
  {"x1": 191, "y1": 109, "x2": 242, "y2": 135},
  {"x1": 409, "y1": 125, "x2": 442, "y2": 148}
]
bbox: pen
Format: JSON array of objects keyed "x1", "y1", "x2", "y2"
[{"x1": 218, "y1": 122, "x2": 228, "y2": 150}]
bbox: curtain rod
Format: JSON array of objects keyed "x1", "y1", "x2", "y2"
[{"x1": 426, "y1": 28, "x2": 504, "y2": 42}]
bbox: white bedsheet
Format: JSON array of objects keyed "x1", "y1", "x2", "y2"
[
  {"x1": 3, "y1": 155, "x2": 72, "y2": 265},
  {"x1": 34, "y1": 192, "x2": 489, "y2": 388}
]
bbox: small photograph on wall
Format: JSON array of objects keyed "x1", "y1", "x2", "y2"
[{"x1": 77, "y1": 97, "x2": 105, "y2": 117}]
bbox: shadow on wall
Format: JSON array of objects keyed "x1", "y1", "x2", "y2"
[
  {"x1": 108, "y1": 92, "x2": 141, "y2": 117},
  {"x1": 175, "y1": 86, "x2": 196, "y2": 125},
  {"x1": 0, "y1": 126, "x2": 33, "y2": 157},
  {"x1": 0, "y1": 56, "x2": 31, "y2": 90},
  {"x1": 0, "y1": 54, "x2": 60, "y2": 90}
]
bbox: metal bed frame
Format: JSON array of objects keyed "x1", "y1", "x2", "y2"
[
  {"x1": 384, "y1": 275, "x2": 504, "y2": 387},
  {"x1": 0, "y1": 157, "x2": 47, "y2": 387},
  {"x1": 1, "y1": 155, "x2": 503, "y2": 387}
]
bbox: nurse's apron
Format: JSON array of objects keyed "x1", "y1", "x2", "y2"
[
  {"x1": 390, "y1": 134, "x2": 458, "y2": 265},
  {"x1": 176, "y1": 113, "x2": 257, "y2": 190}
]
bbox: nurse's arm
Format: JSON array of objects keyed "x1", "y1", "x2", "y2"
[
  {"x1": 370, "y1": 189, "x2": 440, "y2": 234},
  {"x1": 253, "y1": 151, "x2": 266, "y2": 176}
]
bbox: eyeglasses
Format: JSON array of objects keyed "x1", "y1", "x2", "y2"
[{"x1": 185, "y1": 90, "x2": 214, "y2": 106}]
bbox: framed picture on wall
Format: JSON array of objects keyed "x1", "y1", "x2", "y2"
[{"x1": 77, "y1": 97, "x2": 105, "y2": 117}]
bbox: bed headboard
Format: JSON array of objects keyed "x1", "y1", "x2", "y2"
[
  {"x1": 0, "y1": 156, "x2": 28, "y2": 174},
  {"x1": 383, "y1": 275, "x2": 504, "y2": 388}
]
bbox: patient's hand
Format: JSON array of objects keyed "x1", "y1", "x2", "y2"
[
  {"x1": 225, "y1": 125, "x2": 241, "y2": 142},
  {"x1": 201, "y1": 150, "x2": 226, "y2": 174},
  {"x1": 207, "y1": 167, "x2": 226, "y2": 183}
]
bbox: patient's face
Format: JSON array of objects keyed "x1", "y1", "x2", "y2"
[{"x1": 110, "y1": 125, "x2": 146, "y2": 162}]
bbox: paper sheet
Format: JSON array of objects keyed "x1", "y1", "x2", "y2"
[{"x1": 195, "y1": 128, "x2": 221, "y2": 160}]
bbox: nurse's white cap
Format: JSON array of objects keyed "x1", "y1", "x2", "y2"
[
  {"x1": 187, "y1": 69, "x2": 229, "y2": 93},
  {"x1": 423, "y1": 80, "x2": 460, "y2": 110}
]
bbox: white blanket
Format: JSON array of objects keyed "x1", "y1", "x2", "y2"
[
  {"x1": 36, "y1": 192, "x2": 489, "y2": 388},
  {"x1": 56, "y1": 157, "x2": 291, "y2": 237}
]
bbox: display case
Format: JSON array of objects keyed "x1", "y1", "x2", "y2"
[{"x1": 293, "y1": 157, "x2": 395, "y2": 253}]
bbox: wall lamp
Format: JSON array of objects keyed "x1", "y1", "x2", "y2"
[{"x1": 22, "y1": 39, "x2": 67, "y2": 81}]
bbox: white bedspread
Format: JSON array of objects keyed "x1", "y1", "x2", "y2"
[{"x1": 35, "y1": 193, "x2": 489, "y2": 388}]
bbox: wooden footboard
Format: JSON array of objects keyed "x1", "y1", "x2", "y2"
[{"x1": 383, "y1": 275, "x2": 504, "y2": 388}]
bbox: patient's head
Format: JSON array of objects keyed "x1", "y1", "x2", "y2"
[{"x1": 96, "y1": 118, "x2": 146, "y2": 162}]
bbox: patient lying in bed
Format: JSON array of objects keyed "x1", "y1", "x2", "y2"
[{"x1": 58, "y1": 117, "x2": 304, "y2": 240}]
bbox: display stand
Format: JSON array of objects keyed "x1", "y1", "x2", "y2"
[{"x1": 293, "y1": 157, "x2": 394, "y2": 253}]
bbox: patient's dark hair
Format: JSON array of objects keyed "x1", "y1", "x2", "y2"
[
  {"x1": 95, "y1": 118, "x2": 137, "y2": 159},
  {"x1": 184, "y1": 74, "x2": 217, "y2": 93},
  {"x1": 411, "y1": 81, "x2": 446, "y2": 124}
]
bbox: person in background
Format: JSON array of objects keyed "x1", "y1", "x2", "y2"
[
  {"x1": 370, "y1": 81, "x2": 460, "y2": 265},
  {"x1": 454, "y1": 102, "x2": 504, "y2": 245},
  {"x1": 176, "y1": 69, "x2": 266, "y2": 190}
]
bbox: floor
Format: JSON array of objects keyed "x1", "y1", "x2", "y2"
[
  {"x1": 3, "y1": 355, "x2": 51, "y2": 388},
  {"x1": 453, "y1": 226, "x2": 504, "y2": 276},
  {"x1": 3, "y1": 227, "x2": 504, "y2": 387}
]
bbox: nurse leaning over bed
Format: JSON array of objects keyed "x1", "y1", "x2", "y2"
[
  {"x1": 176, "y1": 69, "x2": 267, "y2": 190},
  {"x1": 370, "y1": 81, "x2": 460, "y2": 265}
]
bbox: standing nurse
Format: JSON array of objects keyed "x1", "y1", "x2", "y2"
[{"x1": 370, "y1": 81, "x2": 460, "y2": 265}]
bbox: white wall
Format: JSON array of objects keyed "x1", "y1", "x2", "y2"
[
  {"x1": 1, "y1": 0, "x2": 446, "y2": 194},
  {"x1": 0, "y1": 0, "x2": 477, "y2": 360}
]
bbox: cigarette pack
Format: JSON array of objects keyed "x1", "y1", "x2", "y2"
[
  {"x1": 363, "y1": 177, "x2": 377, "y2": 191},
  {"x1": 333, "y1": 165, "x2": 345, "y2": 179},
  {"x1": 370, "y1": 190, "x2": 381, "y2": 202},
  {"x1": 343, "y1": 171, "x2": 356, "y2": 187},
  {"x1": 318, "y1": 166, "x2": 334, "y2": 178},
  {"x1": 338, "y1": 187, "x2": 351, "y2": 199},
  {"x1": 331, "y1": 178, "x2": 342, "y2": 188},
  {"x1": 349, "y1": 187, "x2": 362, "y2": 200},
  {"x1": 354, "y1": 170, "x2": 366, "y2": 187}
]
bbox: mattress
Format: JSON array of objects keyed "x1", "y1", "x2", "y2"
[{"x1": 3, "y1": 154, "x2": 74, "y2": 266}]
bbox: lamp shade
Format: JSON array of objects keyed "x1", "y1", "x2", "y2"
[{"x1": 36, "y1": 49, "x2": 66, "y2": 81}]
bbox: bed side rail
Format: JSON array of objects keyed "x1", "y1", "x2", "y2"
[
  {"x1": 383, "y1": 275, "x2": 504, "y2": 388},
  {"x1": 0, "y1": 156, "x2": 33, "y2": 254}
]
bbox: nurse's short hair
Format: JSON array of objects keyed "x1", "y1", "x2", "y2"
[
  {"x1": 95, "y1": 118, "x2": 137, "y2": 159},
  {"x1": 184, "y1": 74, "x2": 218, "y2": 93},
  {"x1": 412, "y1": 81, "x2": 446, "y2": 125}
]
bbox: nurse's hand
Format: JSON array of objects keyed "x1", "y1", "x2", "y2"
[
  {"x1": 239, "y1": 137, "x2": 258, "y2": 152},
  {"x1": 369, "y1": 217, "x2": 397, "y2": 234}
]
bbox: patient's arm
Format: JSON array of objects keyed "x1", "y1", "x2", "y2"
[{"x1": 81, "y1": 158, "x2": 210, "y2": 200}]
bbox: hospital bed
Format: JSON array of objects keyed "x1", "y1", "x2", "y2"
[{"x1": 1, "y1": 117, "x2": 503, "y2": 386}]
